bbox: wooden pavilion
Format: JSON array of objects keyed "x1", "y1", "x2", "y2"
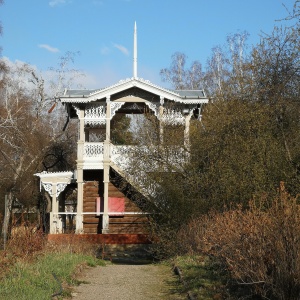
[{"x1": 35, "y1": 23, "x2": 208, "y2": 243}]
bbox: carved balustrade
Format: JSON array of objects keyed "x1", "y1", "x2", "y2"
[
  {"x1": 81, "y1": 142, "x2": 188, "y2": 172},
  {"x1": 83, "y1": 142, "x2": 104, "y2": 158}
]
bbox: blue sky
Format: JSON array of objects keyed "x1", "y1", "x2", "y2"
[{"x1": 0, "y1": 0, "x2": 296, "y2": 89}]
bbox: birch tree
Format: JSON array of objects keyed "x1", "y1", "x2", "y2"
[
  {"x1": 160, "y1": 52, "x2": 204, "y2": 90},
  {"x1": 0, "y1": 54, "x2": 79, "y2": 241}
]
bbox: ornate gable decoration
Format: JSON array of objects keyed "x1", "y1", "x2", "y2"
[
  {"x1": 111, "y1": 102, "x2": 125, "y2": 118},
  {"x1": 34, "y1": 171, "x2": 74, "y2": 197},
  {"x1": 85, "y1": 103, "x2": 106, "y2": 127},
  {"x1": 160, "y1": 109, "x2": 185, "y2": 125},
  {"x1": 145, "y1": 102, "x2": 159, "y2": 117}
]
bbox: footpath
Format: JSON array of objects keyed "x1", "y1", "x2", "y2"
[{"x1": 69, "y1": 262, "x2": 185, "y2": 300}]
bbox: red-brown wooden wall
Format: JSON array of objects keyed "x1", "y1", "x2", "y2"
[{"x1": 83, "y1": 181, "x2": 149, "y2": 234}]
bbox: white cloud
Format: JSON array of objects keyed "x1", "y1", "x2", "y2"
[
  {"x1": 38, "y1": 44, "x2": 60, "y2": 53},
  {"x1": 113, "y1": 43, "x2": 129, "y2": 56},
  {"x1": 49, "y1": 0, "x2": 71, "y2": 7}
]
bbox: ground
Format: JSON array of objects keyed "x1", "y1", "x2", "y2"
[{"x1": 68, "y1": 262, "x2": 186, "y2": 300}]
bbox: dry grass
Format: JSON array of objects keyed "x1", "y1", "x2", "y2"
[{"x1": 0, "y1": 221, "x2": 104, "y2": 300}]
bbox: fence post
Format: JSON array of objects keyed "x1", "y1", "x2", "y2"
[{"x1": 2, "y1": 194, "x2": 8, "y2": 250}]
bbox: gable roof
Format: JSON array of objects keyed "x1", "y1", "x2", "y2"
[{"x1": 60, "y1": 77, "x2": 208, "y2": 104}]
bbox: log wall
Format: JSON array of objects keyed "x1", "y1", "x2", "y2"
[
  {"x1": 83, "y1": 181, "x2": 100, "y2": 234},
  {"x1": 82, "y1": 180, "x2": 149, "y2": 234}
]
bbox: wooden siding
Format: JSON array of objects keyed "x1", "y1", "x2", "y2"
[
  {"x1": 83, "y1": 181, "x2": 100, "y2": 234},
  {"x1": 83, "y1": 180, "x2": 149, "y2": 234}
]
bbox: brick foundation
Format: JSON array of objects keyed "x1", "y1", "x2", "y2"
[{"x1": 47, "y1": 234, "x2": 151, "y2": 244}]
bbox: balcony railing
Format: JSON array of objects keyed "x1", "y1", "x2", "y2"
[
  {"x1": 81, "y1": 142, "x2": 187, "y2": 171},
  {"x1": 84, "y1": 142, "x2": 104, "y2": 157}
]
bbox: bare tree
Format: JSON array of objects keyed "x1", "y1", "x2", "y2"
[
  {"x1": 0, "y1": 53, "x2": 79, "y2": 242},
  {"x1": 160, "y1": 52, "x2": 204, "y2": 90}
]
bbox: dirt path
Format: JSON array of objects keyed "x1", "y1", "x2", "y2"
[{"x1": 69, "y1": 262, "x2": 185, "y2": 300}]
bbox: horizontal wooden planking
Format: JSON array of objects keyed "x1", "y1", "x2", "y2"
[
  {"x1": 83, "y1": 201, "x2": 97, "y2": 205},
  {"x1": 83, "y1": 229, "x2": 97, "y2": 234},
  {"x1": 83, "y1": 217, "x2": 99, "y2": 222},
  {"x1": 83, "y1": 223, "x2": 100, "y2": 228},
  {"x1": 84, "y1": 198, "x2": 99, "y2": 202},
  {"x1": 109, "y1": 217, "x2": 148, "y2": 223},
  {"x1": 82, "y1": 181, "x2": 149, "y2": 235},
  {"x1": 83, "y1": 214, "x2": 98, "y2": 218},
  {"x1": 84, "y1": 191, "x2": 98, "y2": 195},
  {"x1": 83, "y1": 205, "x2": 97, "y2": 211},
  {"x1": 84, "y1": 186, "x2": 98, "y2": 190},
  {"x1": 108, "y1": 191, "x2": 124, "y2": 197},
  {"x1": 84, "y1": 181, "x2": 98, "y2": 186},
  {"x1": 84, "y1": 199, "x2": 99, "y2": 204}
]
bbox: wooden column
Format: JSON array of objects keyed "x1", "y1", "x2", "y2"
[
  {"x1": 159, "y1": 96, "x2": 164, "y2": 144},
  {"x1": 184, "y1": 114, "x2": 192, "y2": 151},
  {"x1": 76, "y1": 109, "x2": 85, "y2": 233},
  {"x1": 50, "y1": 183, "x2": 63, "y2": 234},
  {"x1": 102, "y1": 96, "x2": 111, "y2": 233},
  {"x1": 35, "y1": 172, "x2": 73, "y2": 234}
]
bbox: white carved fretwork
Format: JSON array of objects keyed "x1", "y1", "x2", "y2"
[
  {"x1": 110, "y1": 102, "x2": 125, "y2": 118},
  {"x1": 41, "y1": 183, "x2": 68, "y2": 197},
  {"x1": 35, "y1": 171, "x2": 74, "y2": 197},
  {"x1": 145, "y1": 102, "x2": 159, "y2": 117},
  {"x1": 160, "y1": 96, "x2": 164, "y2": 106},
  {"x1": 160, "y1": 109, "x2": 185, "y2": 125},
  {"x1": 122, "y1": 103, "x2": 144, "y2": 111},
  {"x1": 72, "y1": 105, "x2": 80, "y2": 117},
  {"x1": 42, "y1": 183, "x2": 53, "y2": 195},
  {"x1": 56, "y1": 183, "x2": 68, "y2": 197},
  {"x1": 84, "y1": 142, "x2": 104, "y2": 157},
  {"x1": 85, "y1": 103, "x2": 106, "y2": 127}
]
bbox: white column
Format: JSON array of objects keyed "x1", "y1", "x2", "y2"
[
  {"x1": 77, "y1": 109, "x2": 85, "y2": 163},
  {"x1": 76, "y1": 168, "x2": 84, "y2": 233},
  {"x1": 50, "y1": 184, "x2": 59, "y2": 234},
  {"x1": 55, "y1": 184, "x2": 63, "y2": 233},
  {"x1": 102, "y1": 96, "x2": 111, "y2": 233},
  {"x1": 35, "y1": 172, "x2": 73, "y2": 234},
  {"x1": 159, "y1": 96, "x2": 164, "y2": 144},
  {"x1": 49, "y1": 184, "x2": 55, "y2": 234},
  {"x1": 184, "y1": 114, "x2": 192, "y2": 151},
  {"x1": 76, "y1": 109, "x2": 85, "y2": 233}
]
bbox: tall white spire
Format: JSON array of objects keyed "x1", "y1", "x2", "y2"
[{"x1": 133, "y1": 21, "x2": 137, "y2": 78}]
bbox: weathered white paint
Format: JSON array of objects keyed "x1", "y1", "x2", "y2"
[{"x1": 34, "y1": 171, "x2": 73, "y2": 234}]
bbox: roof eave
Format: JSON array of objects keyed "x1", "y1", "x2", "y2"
[{"x1": 59, "y1": 78, "x2": 209, "y2": 104}]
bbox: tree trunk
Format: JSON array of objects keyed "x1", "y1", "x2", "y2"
[{"x1": 1, "y1": 192, "x2": 13, "y2": 249}]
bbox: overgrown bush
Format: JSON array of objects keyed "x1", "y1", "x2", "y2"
[
  {"x1": 8, "y1": 226, "x2": 46, "y2": 257},
  {"x1": 179, "y1": 183, "x2": 300, "y2": 299},
  {"x1": 0, "y1": 221, "x2": 46, "y2": 279},
  {"x1": 0, "y1": 219, "x2": 99, "y2": 280}
]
